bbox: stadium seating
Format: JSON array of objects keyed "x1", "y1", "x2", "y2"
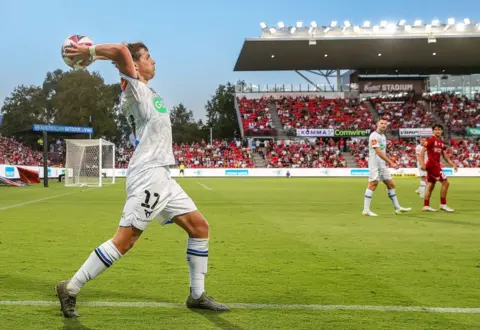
[
  {"x1": 449, "y1": 137, "x2": 480, "y2": 168},
  {"x1": 425, "y1": 93, "x2": 480, "y2": 135},
  {"x1": 371, "y1": 97, "x2": 435, "y2": 130},
  {"x1": 237, "y1": 97, "x2": 276, "y2": 136},
  {"x1": 116, "y1": 140, "x2": 255, "y2": 169},
  {"x1": 257, "y1": 138, "x2": 347, "y2": 168},
  {"x1": 275, "y1": 96, "x2": 374, "y2": 132},
  {"x1": 0, "y1": 135, "x2": 47, "y2": 166}
]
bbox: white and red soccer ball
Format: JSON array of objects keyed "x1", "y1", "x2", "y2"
[{"x1": 62, "y1": 35, "x2": 94, "y2": 70}]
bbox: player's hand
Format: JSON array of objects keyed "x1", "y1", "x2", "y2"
[
  {"x1": 453, "y1": 165, "x2": 458, "y2": 172},
  {"x1": 420, "y1": 165, "x2": 426, "y2": 171},
  {"x1": 389, "y1": 161, "x2": 398, "y2": 169},
  {"x1": 63, "y1": 42, "x2": 91, "y2": 61}
]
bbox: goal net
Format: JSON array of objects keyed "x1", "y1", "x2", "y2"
[{"x1": 65, "y1": 139, "x2": 116, "y2": 187}]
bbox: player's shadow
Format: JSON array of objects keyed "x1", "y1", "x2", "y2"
[
  {"x1": 60, "y1": 318, "x2": 94, "y2": 330},
  {"x1": 189, "y1": 309, "x2": 243, "y2": 330}
]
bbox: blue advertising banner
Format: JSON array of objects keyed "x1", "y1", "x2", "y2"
[{"x1": 32, "y1": 124, "x2": 93, "y2": 134}]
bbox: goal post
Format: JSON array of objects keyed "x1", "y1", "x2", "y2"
[{"x1": 65, "y1": 139, "x2": 116, "y2": 187}]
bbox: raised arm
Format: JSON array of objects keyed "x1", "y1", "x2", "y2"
[{"x1": 63, "y1": 43, "x2": 136, "y2": 78}]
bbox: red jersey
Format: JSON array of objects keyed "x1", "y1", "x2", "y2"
[{"x1": 424, "y1": 136, "x2": 446, "y2": 167}]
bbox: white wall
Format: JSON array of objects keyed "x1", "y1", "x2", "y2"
[{"x1": 2, "y1": 165, "x2": 479, "y2": 179}]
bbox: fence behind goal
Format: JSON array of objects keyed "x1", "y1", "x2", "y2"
[{"x1": 65, "y1": 139, "x2": 115, "y2": 187}]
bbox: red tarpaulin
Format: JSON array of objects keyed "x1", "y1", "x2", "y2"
[{"x1": 17, "y1": 167, "x2": 41, "y2": 184}]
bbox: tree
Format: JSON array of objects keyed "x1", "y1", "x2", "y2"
[
  {"x1": 0, "y1": 85, "x2": 47, "y2": 136},
  {"x1": 170, "y1": 103, "x2": 205, "y2": 144},
  {"x1": 205, "y1": 82, "x2": 239, "y2": 140}
]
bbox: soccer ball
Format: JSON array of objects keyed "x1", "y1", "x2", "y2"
[{"x1": 62, "y1": 35, "x2": 94, "y2": 70}]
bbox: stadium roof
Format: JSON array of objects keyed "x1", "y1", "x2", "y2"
[{"x1": 234, "y1": 19, "x2": 480, "y2": 75}]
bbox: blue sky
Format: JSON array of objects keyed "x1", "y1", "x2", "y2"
[{"x1": 1, "y1": 0, "x2": 479, "y2": 120}]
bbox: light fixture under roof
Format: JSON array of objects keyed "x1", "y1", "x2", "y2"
[
  {"x1": 277, "y1": 21, "x2": 285, "y2": 28},
  {"x1": 399, "y1": 20, "x2": 406, "y2": 26},
  {"x1": 290, "y1": 27, "x2": 296, "y2": 33},
  {"x1": 324, "y1": 54, "x2": 328, "y2": 57},
  {"x1": 269, "y1": 28, "x2": 276, "y2": 34},
  {"x1": 260, "y1": 22, "x2": 267, "y2": 29},
  {"x1": 344, "y1": 20, "x2": 352, "y2": 27},
  {"x1": 464, "y1": 18, "x2": 471, "y2": 25},
  {"x1": 448, "y1": 17, "x2": 455, "y2": 25},
  {"x1": 378, "y1": 53, "x2": 382, "y2": 56},
  {"x1": 433, "y1": 52, "x2": 437, "y2": 55},
  {"x1": 414, "y1": 20, "x2": 422, "y2": 27},
  {"x1": 311, "y1": 21, "x2": 317, "y2": 28},
  {"x1": 296, "y1": 21, "x2": 303, "y2": 28},
  {"x1": 363, "y1": 21, "x2": 371, "y2": 28},
  {"x1": 330, "y1": 21, "x2": 337, "y2": 27}
]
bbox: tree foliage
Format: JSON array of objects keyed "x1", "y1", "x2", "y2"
[
  {"x1": 170, "y1": 103, "x2": 207, "y2": 144},
  {"x1": 205, "y1": 82, "x2": 239, "y2": 140}
]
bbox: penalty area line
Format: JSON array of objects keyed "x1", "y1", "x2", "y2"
[{"x1": 0, "y1": 300, "x2": 480, "y2": 313}]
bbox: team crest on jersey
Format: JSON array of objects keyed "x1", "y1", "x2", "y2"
[{"x1": 153, "y1": 97, "x2": 167, "y2": 113}]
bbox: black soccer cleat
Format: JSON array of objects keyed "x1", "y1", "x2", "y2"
[
  {"x1": 55, "y1": 280, "x2": 80, "y2": 318},
  {"x1": 186, "y1": 292, "x2": 230, "y2": 311}
]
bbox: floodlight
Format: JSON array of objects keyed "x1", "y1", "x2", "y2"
[
  {"x1": 296, "y1": 21, "x2": 303, "y2": 28},
  {"x1": 260, "y1": 22, "x2": 267, "y2": 29},
  {"x1": 363, "y1": 21, "x2": 371, "y2": 28},
  {"x1": 277, "y1": 22, "x2": 285, "y2": 28},
  {"x1": 269, "y1": 28, "x2": 276, "y2": 34}
]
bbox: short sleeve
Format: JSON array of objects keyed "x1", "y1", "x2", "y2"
[
  {"x1": 424, "y1": 137, "x2": 433, "y2": 150},
  {"x1": 370, "y1": 133, "x2": 380, "y2": 148},
  {"x1": 120, "y1": 73, "x2": 148, "y2": 103}
]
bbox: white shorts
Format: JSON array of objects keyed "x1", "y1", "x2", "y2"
[
  {"x1": 417, "y1": 168, "x2": 427, "y2": 177},
  {"x1": 119, "y1": 166, "x2": 197, "y2": 231},
  {"x1": 368, "y1": 168, "x2": 392, "y2": 182}
]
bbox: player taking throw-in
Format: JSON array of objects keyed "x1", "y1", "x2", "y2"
[
  {"x1": 56, "y1": 41, "x2": 229, "y2": 318},
  {"x1": 419, "y1": 124, "x2": 457, "y2": 212}
]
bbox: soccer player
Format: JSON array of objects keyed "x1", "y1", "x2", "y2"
[
  {"x1": 419, "y1": 124, "x2": 457, "y2": 212},
  {"x1": 363, "y1": 118, "x2": 412, "y2": 216},
  {"x1": 57, "y1": 41, "x2": 228, "y2": 318},
  {"x1": 415, "y1": 137, "x2": 428, "y2": 198}
]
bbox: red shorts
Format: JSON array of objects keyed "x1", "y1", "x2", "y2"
[{"x1": 426, "y1": 166, "x2": 447, "y2": 183}]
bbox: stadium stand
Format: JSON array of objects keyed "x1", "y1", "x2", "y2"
[
  {"x1": 237, "y1": 97, "x2": 276, "y2": 136},
  {"x1": 371, "y1": 96, "x2": 435, "y2": 130},
  {"x1": 257, "y1": 138, "x2": 347, "y2": 168},
  {"x1": 274, "y1": 96, "x2": 374, "y2": 132},
  {"x1": 425, "y1": 93, "x2": 480, "y2": 135},
  {"x1": 0, "y1": 135, "x2": 47, "y2": 166}
]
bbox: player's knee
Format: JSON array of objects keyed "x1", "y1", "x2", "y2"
[{"x1": 191, "y1": 218, "x2": 209, "y2": 238}]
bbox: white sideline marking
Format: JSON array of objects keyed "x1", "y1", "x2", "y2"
[
  {"x1": 0, "y1": 191, "x2": 80, "y2": 211},
  {"x1": 0, "y1": 300, "x2": 480, "y2": 313},
  {"x1": 197, "y1": 182, "x2": 213, "y2": 191}
]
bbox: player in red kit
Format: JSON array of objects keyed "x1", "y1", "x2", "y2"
[{"x1": 419, "y1": 124, "x2": 457, "y2": 212}]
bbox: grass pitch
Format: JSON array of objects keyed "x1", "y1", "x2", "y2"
[{"x1": 1, "y1": 177, "x2": 480, "y2": 329}]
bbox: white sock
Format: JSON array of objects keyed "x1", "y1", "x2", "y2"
[
  {"x1": 419, "y1": 181, "x2": 427, "y2": 196},
  {"x1": 388, "y1": 189, "x2": 401, "y2": 209},
  {"x1": 364, "y1": 189, "x2": 374, "y2": 211},
  {"x1": 187, "y1": 238, "x2": 208, "y2": 299},
  {"x1": 67, "y1": 239, "x2": 122, "y2": 296}
]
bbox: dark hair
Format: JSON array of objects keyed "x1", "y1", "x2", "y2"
[
  {"x1": 432, "y1": 124, "x2": 444, "y2": 130},
  {"x1": 377, "y1": 117, "x2": 387, "y2": 122},
  {"x1": 124, "y1": 42, "x2": 148, "y2": 61}
]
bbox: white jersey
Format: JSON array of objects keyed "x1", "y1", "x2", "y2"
[
  {"x1": 415, "y1": 144, "x2": 427, "y2": 168},
  {"x1": 368, "y1": 131, "x2": 387, "y2": 168},
  {"x1": 120, "y1": 73, "x2": 175, "y2": 177}
]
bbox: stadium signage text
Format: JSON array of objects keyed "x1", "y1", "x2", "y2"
[
  {"x1": 399, "y1": 128, "x2": 433, "y2": 137},
  {"x1": 362, "y1": 82, "x2": 414, "y2": 93},
  {"x1": 467, "y1": 128, "x2": 480, "y2": 136},
  {"x1": 32, "y1": 124, "x2": 94, "y2": 134},
  {"x1": 297, "y1": 128, "x2": 370, "y2": 137}
]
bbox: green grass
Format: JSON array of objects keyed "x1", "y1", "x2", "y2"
[{"x1": 1, "y1": 177, "x2": 480, "y2": 329}]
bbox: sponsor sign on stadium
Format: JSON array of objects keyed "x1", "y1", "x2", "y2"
[
  {"x1": 32, "y1": 124, "x2": 94, "y2": 134},
  {"x1": 297, "y1": 129, "x2": 370, "y2": 137},
  {"x1": 354, "y1": 79, "x2": 426, "y2": 94},
  {"x1": 467, "y1": 128, "x2": 480, "y2": 136},
  {"x1": 296, "y1": 129, "x2": 334, "y2": 137},
  {"x1": 399, "y1": 128, "x2": 433, "y2": 137}
]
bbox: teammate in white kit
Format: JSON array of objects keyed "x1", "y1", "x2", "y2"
[
  {"x1": 56, "y1": 41, "x2": 228, "y2": 318},
  {"x1": 415, "y1": 137, "x2": 428, "y2": 198},
  {"x1": 363, "y1": 118, "x2": 412, "y2": 216}
]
